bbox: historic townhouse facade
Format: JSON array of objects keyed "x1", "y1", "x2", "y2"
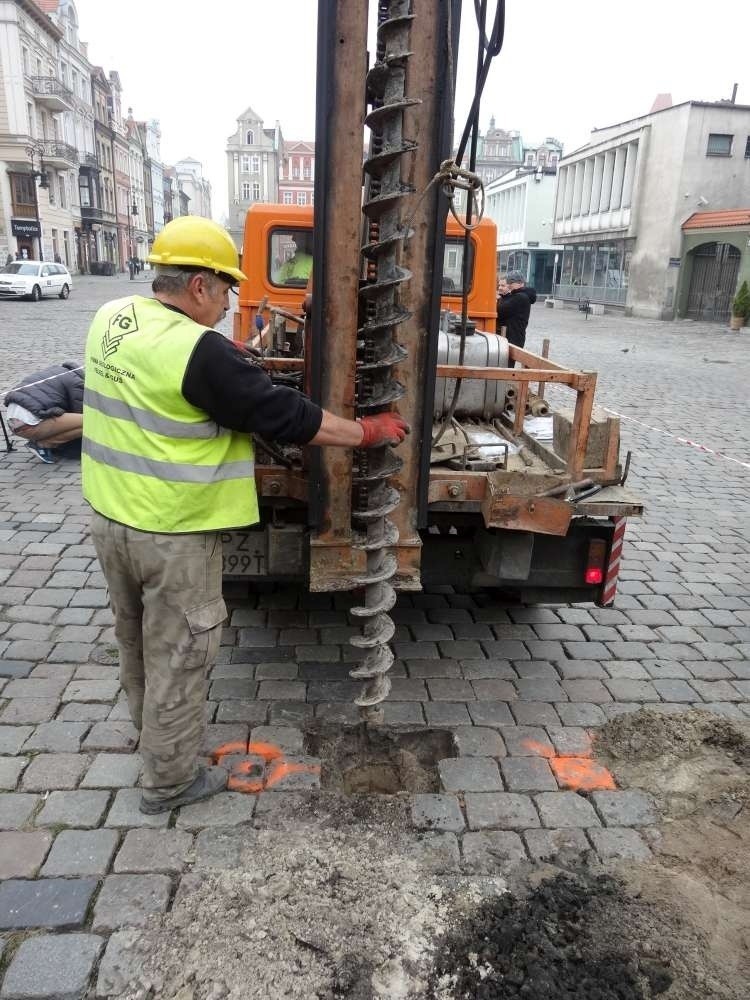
[{"x1": 226, "y1": 106, "x2": 282, "y2": 248}]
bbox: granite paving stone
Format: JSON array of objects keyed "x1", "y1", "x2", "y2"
[
  {"x1": 382, "y1": 702, "x2": 425, "y2": 725},
  {"x1": 113, "y1": 829, "x2": 193, "y2": 873},
  {"x1": 92, "y1": 874, "x2": 173, "y2": 932},
  {"x1": 192, "y1": 826, "x2": 247, "y2": 869},
  {"x1": 0, "y1": 726, "x2": 32, "y2": 755},
  {"x1": 0, "y1": 830, "x2": 52, "y2": 878},
  {"x1": 23, "y1": 722, "x2": 89, "y2": 753},
  {"x1": 21, "y1": 753, "x2": 88, "y2": 791},
  {"x1": 591, "y1": 790, "x2": 658, "y2": 826},
  {"x1": 460, "y1": 659, "x2": 516, "y2": 680},
  {"x1": 501, "y1": 757, "x2": 557, "y2": 792},
  {"x1": 0, "y1": 932, "x2": 103, "y2": 999},
  {"x1": 35, "y1": 790, "x2": 109, "y2": 829},
  {"x1": 0, "y1": 698, "x2": 59, "y2": 724},
  {"x1": 465, "y1": 792, "x2": 540, "y2": 830},
  {"x1": 95, "y1": 929, "x2": 143, "y2": 997},
  {"x1": 0, "y1": 757, "x2": 26, "y2": 790},
  {"x1": 0, "y1": 877, "x2": 98, "y2": 929},
  {"x1": 40, "y1": 828, "x2": 119, "y2": 876},
  {"x1": 462, "y1": 831, "x2": 527, "y2": 871},
  {"x1": 588, "y1": 827, "x2": 652, "y2": 861},
  {"x1": 523, "y1": 828, "x2": 591, "y2": 861},
  {"x1": 406, "y1": 832, "x2": 460, "y2": 874},
  {"x1": 470, "y1": 679, "x2": 517, "y2": 701},
  {"x1": 501, "y1": 726, "x2": 554, "y2": 757},
  {"x1": 62, "y1": 680, "x2": 120, "y2": 703},
  {"x1": 689, "y1": 679, "x2": 744, "y2": 702},
  {"x1": 452, "y1": 726, "x2": 506, "y2": 758},
  {"x1": 81, "y1": 753, "x2": 142, "y2": 789},
  {"x1": 81, "y1": 721, "x2": 139, "y2": 751},
  {"x1": 546, "y1": 726, "x2": 592, "y2": 757},
  {"x1": 104, "y1": 789, "x2": 171, "y2": 828},
  {"x1": 424, "y1": 703, "x2": 473, "y2": 726},
  {"x1": 534, "y1": 791, "x2": 602, "y2": 828},
  {"x1": 426, "y1": 679, "x2": 476, "y2": 702},
  {"x1": 437, "y1": 757, "x2": 503, "y2": 793},
  {"x1": 510, "y1": 702, "x2": 560, "y2": 727},
  {"x1": 176, "y1": 792, "x2": 256, "y2": 828},
  {"x1": 410, "y1": 793, "x2": 465, "y2": 832},
  {"x1": 0, "y1": 793, "x2": 39, "y2": 829},
  {"x1": 2, "y1": 677, "x2": 68, "y2": 700},
  {"x1": 555, "y1": 702, "x2": 608, "y2": 727}
]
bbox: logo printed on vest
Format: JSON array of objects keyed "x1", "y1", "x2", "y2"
[{"x1": 102, "y1": 302, "x2": 139, "y2": 359}]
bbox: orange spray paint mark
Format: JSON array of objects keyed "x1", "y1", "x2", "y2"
[
  {"x1": 520, "y1": 738, "x2": 555, "y2": 759},
  {"x1": 211, "y1": 739, "x2": 320, "y2": 795},
  {"x1": 550, "y1": 756, "x2": 615, "y2": 791},
  {"x1": 246, "y1": 741, "x2": 285, "y2": 762},
  {"x1": 211, "y1": 740, "x2": 249, "y2": 764}
]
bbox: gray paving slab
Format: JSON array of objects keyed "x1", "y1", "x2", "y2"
[
  {"x1": 0, "y1": 877, "x2": 98, "y2": 929},
  {"x1": 40, "y1": 828, "x2": 119, "y2": 876},
  {"x1": 0, "y1": 793, "x2": 39, "y2": 829},
  {"x1": 462, "y1": 831, "x2": 527, "y2": 871},
  {"x1": 113, "y1": 829, "x2": 193, "y2": 873},
  {"x1": 523, "y1": 827, "x2": 591, "y2": 861},
  {"x1": 95, "y1": 929, "x2": 143, "y2": 998},
  {"x1": 21, "y1": 753, "x2": 88, "y2": 791},
  {"x1": 0, "y1": 932, "x2": 103, "y2": 999},
  {"x1": 437, "y1": 757, "x2": 503, "y2": 793},
  {"x1": 92, "y1": 874, "x2": 172, "y2": 932},
  {"x1": 0, "y1": 830, "x2": 52, "y2": 878},
  {"x1": 465, "y1": 792, "x2": 540, "y2": 830},
  {"x1": 534, "y1": 792, "x2": 602, "y2": 828},
  {"x1": 35, "y1": 790, "x2": 109, "y2": 829},
  {"x1": 410, "y1": 793, "x2": 465, "y2": 832}
]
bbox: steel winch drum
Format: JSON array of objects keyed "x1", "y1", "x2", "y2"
[{"x1": 434, "y1": 329, "x2": 512, "y2": 419}]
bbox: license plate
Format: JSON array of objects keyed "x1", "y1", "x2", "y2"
[{"x1": 220, "y1": 530, "x2": 267, "y2": 576}]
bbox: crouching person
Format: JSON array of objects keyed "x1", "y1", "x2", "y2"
[{"x1": 4, "y1": 361, "x2": 84, "y2": 463}]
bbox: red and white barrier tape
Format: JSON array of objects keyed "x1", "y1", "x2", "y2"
[{"x1": 603, "y1": 407, "x2": 750, "y2": 471}]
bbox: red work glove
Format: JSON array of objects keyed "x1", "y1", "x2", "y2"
[{"x1": 358, "y1": 413, "x2": 410, "y2": 448}]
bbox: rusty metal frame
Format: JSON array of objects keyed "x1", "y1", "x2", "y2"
[{"x1": 307, "y1": 0, "x2": 369, "y2": 589}]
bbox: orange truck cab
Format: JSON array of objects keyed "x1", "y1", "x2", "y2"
[{"x1": 233, "y1": 203, "x2": 498, "y2": 343}]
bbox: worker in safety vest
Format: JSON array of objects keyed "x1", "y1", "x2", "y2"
[
  {"x1": 276, "y1": 231, "x2": 314, "y2": 284},
  {"x1": 82, "y1": 216, "x2": 408, "y2": 814}
]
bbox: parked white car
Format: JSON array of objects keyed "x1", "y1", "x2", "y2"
[{"x1": 0, "y1": 261, "x2": 73, "y2": 301}]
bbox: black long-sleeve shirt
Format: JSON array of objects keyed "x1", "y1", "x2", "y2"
[{"x1": 181, "y1": 330, "x2": 322, "y2": 443}]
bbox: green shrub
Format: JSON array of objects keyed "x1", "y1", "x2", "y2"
[{"x1": 733, "y1": 280, "x2": 750, "y2": 319}]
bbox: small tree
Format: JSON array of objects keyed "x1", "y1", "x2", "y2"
[{"x1": 733, "y1": 280, "x2": 750, "y2": 320}]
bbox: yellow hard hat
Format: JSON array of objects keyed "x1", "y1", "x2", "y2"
[{"x1": 148, "y1": 216, "x2": 247, "y2": 283}]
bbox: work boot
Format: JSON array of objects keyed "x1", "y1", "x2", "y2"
[{"x1": 139, "y1": 766, "x2": 227, "y2": 815}]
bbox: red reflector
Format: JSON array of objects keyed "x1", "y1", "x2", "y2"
[{"x1": 585, "y1": 538, "x2": 607, "y2": 586}]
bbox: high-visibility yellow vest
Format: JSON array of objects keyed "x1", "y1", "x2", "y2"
[{"x1": 82, "y1": 295, "x2": 258, "y2": 533}]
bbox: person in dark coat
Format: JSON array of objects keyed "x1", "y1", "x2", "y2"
[
  {"x1": 496, "y1": 269, "x2": 537, "y2": 358},
  {"x1": 3, "y1": 362, "x2": 84, "y2": 463}
]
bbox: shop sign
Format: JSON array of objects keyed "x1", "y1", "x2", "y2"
[{"x1": 11, "y1": 219, "x2": 41, "y2": 238}]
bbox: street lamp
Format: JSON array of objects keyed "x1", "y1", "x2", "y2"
[
  {"x1": 126, "y1": 183, "x2": 138, "y2": 279},
  {"x1": 25, "y1": 141, "x2": 49, "y2": 261}
]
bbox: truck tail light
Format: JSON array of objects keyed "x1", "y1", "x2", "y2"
[{"x1": 585, "y1": 539, "x2": 607, "y2": 585}]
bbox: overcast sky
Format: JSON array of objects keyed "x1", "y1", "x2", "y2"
[{"x1": 72, "y1": 0, "x2": 748, "y2": 222}]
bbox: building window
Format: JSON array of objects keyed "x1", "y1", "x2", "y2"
[
  {"x1": 63, "y1": 230, "x2": 71, "y2": 267},
  {"x1": 246, "y1": 128, "x2": 254, "y2": 144},
  {"x1": 22, "y1": 47, "x2": 29, "y2": 74},
  {"x1": 251, "y1": 155, "x2": 260, "y2": 173},
  {"x1": 304, "y1": 167, "x2": 311, "y2": 179},
  {"x1": 252, "y1": 181, "x2": 261, "y2": 200},
  {"x1": 10, "y1": 172, "x2": 36, "y2": 217},
  {"x1": 283, "y1": 191, "x2": 293, "y2": 204},
  {"x1": 297, "y1": 192, "x2": 306, "y2": 205},
  {"x1": 241, "y1": 155, "x2": 250, "y2": 171},
  {"x1": 27, "y1": 103, "x2": 34, "y2": 136},
  {"x1": 241, "y1": 181, "x2": 251, "y2": 200},
  {"x1": 745, "y1": 136, "x2": 750, "y2": 158},
  {"x1": 706, "y1": 133, "x2": 733, "y2": 156},
  {"x1": 58, "y1": 175, "x2": 66, "y2": 207},
  {"x1": 48, "y1": 172, "x2": 55, "y2": 205},
  {"x1": 51, "y1": 228, "x2": 59, "y2": 259}
]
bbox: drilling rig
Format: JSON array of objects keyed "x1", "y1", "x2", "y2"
[{"x1": 226, "y1": 0, "x2": 642, "y2": 725}]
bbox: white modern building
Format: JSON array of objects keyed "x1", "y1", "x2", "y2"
[
  {"x1": 226, "y1": 106, "x2": 282, "y2": 248},
  {"x1": 486, "y1": 166, "x2": 562, "y2": 294},
  {"x1": 552, "y1": 97, "x2": 750, "y2": 318},
  {"x1": 175, "y1": 157, "x2": 211, "y2": 220}
]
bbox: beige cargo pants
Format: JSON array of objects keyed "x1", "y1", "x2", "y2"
[{"x1": 90, "y1": 511, "x2": 227, "y2": 803}]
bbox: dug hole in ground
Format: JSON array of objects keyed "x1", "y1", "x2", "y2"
[{"x1": 108, "y1": 710, "x2": 750, "y2": 1000}]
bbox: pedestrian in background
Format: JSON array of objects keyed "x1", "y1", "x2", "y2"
[
  {"x1": 82, "y1": 216, "x2": 409, "y2": 814},
  {"x1": 497, "y1": 269, "x2": 537, "y2": 365}
]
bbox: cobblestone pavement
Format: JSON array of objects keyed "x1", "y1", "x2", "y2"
[{"x1": 0, "y1": 276, "x2": 749, "y2": 995}]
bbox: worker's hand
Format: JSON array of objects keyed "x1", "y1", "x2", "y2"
[{"x1": 358, "y1": 413, "x2": 410, "y2": 448}]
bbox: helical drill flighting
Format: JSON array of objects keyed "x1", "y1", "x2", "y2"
[{"x1": 349, "y1": 0, "x2": 419, "y2": 724}]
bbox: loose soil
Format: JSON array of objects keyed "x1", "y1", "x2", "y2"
[
  {"x1": 304, "y1": 724, "x2": 455, "y2": 794},
  {"x1": 112, "y1": 711, "x2": 750, "y2": 1000}
]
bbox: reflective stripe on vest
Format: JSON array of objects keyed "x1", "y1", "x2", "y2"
[
  {"x1": 82, "y1": 295, "x2": 259, "y2": 534},
  {"x1": 82, "y1": 437, "x2": 253, "y2": 484},
  {"x1": 84, "y1": 387, "x2": 228, "y2": 440}
]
